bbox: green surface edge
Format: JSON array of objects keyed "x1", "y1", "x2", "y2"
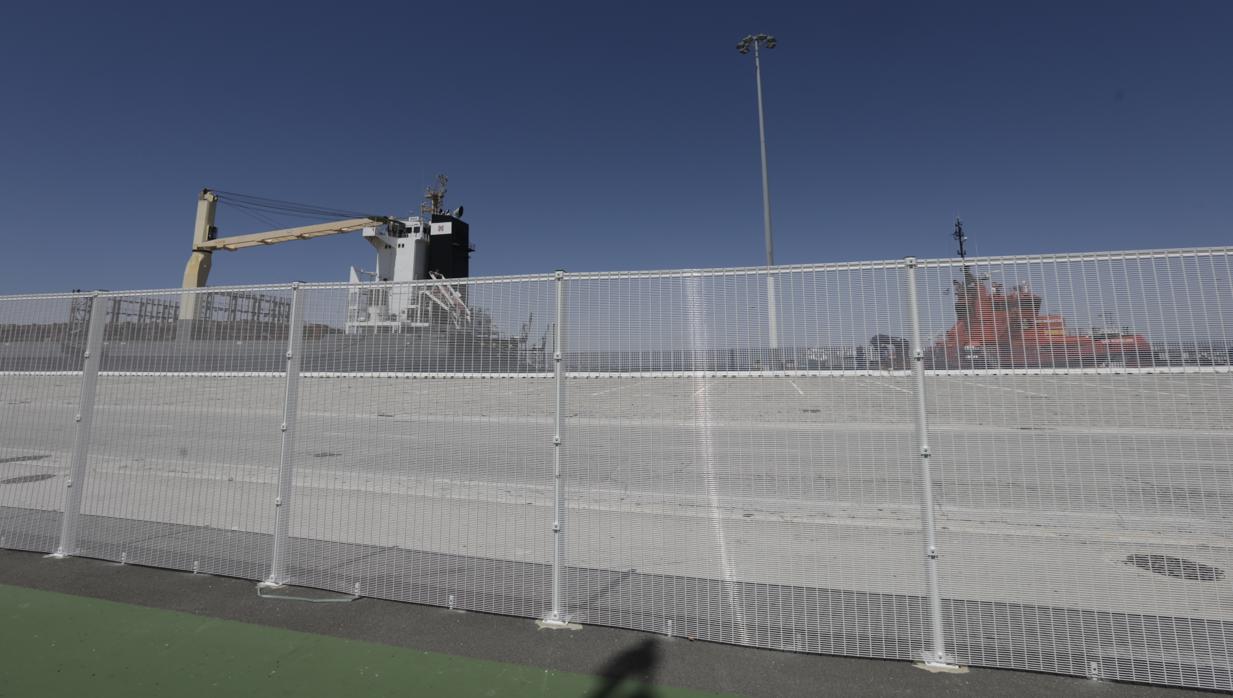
[{"x1": 0, "y1": 582, "x2": 734, "y2": 698}]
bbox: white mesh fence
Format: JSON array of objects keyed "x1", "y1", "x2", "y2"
[
  {"x1": 285, "y1": 278, "x2": 557, "y2": 614},
  {"x1": 0, "y1": 293, "x2": 84, "y2": 552},
  {"x1": 911, "y1": 252, "x2": 1233, "y2": 687},
  {"x1": 0, "y1": 248, "x2": 1230, "y2": 691},
  {"x1": 70, "y1": 288, "x2": 292, "y2": 579},
  {"x1": 560, "y1": 266, "x2": 928, "y2": 657}
]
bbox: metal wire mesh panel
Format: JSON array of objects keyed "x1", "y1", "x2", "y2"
[
  {"x1": 0, "y1": 294, "x2": 86, "y2": 552},
  {"x1": 561, "y1": 266, "x2": 929, "y2": 657},
  {"x1": 0, "y1": 248, "x2": 1230, "y2": 692},
  {"x1": 72, "y1": 288, "x2": 290, "y2": 579},
  {"x1": 912, "y1": 250, "x2": 1233, "y2": 690},
  {"x1": 285, "y1": 277, "x2": 557, "y2": 617}
]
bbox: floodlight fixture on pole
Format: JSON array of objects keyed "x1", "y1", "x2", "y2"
[{"x1": 737, "y1": 33, "x2": 780, "y2": 352}]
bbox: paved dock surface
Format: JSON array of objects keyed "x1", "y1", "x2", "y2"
[{"x1": 2, "y1": 372, "x2": 1231, "y2": 689}]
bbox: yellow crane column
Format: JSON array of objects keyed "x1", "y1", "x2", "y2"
[{"x1": 179, "y1": 189, "x2": 219, "y2": 324}]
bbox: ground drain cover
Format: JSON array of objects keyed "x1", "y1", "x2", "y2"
[
  {"x1": 312, "y1": 452, "x2": 341, "y2": 458},
  {"x1": 0, "y1": 454, "x2": 50, "y2": 465},
  {"x1": 0, "y1": 474, "x2": 56, "y2": 485},
  {"x1": 1125, "y1": 553, "x2": 1225, "y2": 582}
]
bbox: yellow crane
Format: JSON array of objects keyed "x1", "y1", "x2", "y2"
[{"x1": 178, "y1": 189, "x2": 402, "y2": 321}]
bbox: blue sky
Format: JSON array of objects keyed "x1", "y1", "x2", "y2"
[{"x1": 0, "y1": 1, "x2": 1230, "y2": 293}]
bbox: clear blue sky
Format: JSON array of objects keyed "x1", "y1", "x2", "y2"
[{"x1": 1, "y1": 1, "x2": 1229, "y2": 293}]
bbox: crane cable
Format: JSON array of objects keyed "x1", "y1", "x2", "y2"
[
  {"x1": 212, "y1": 190, "x2": 391, "y2": 222},
  {"x1": 223, "y1": 202, "x2": 283, "y2": 229}
]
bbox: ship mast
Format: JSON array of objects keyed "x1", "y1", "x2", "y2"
[
  {"x1": 953, "y1": 217, "x2": 976, "y2": 284},
  {"x1": 421, "y1": 174, "x2": 448, "y2": 218},
  {"x1": 953, "y1": 217, "x2": 968, "y2": 262}
]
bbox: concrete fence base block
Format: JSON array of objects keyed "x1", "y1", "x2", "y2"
[{"x1": 536, "y1": 618, "x2": 582, "y2": 631}]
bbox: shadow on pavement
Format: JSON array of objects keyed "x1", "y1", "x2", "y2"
[{"x1": 590, "y1": 638, "x2": 660, "y2": 697}]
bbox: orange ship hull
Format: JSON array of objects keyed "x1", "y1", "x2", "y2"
[{"x1": 925, "y1": 269, "x2": 1153, "y2": 369}]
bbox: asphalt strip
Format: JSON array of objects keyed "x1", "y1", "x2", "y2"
[{"x1": 0, "y1": 549, "x2": 1208, "y2": 698}]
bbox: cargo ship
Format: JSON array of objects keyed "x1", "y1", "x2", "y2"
[{"x1": 0, "y1": 183, "x2": 545, "y2": 374}]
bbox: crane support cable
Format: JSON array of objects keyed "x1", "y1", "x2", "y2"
[
  {"x1": 211, "y1": 190, "x2": 387, "y2": 221},
  {"x1": 221, "y1": 202, "x2": 284, "y2": 229},
  {"x1": 218, "y1": 200, "x2": 350, "y2": 226}
]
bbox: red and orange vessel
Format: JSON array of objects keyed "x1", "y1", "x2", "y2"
[
  {"x1": 928, "y1": 264, "x2": 1152, "y2": 369},
  {"x1": 881, "y1": 221, "x2": 1153, "y2": 369}
]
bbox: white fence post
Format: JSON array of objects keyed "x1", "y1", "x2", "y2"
[
  {"x1": 543, "y1": 270, "x2": 571, "y2": 625},
  {"x1": 263, "y1": 283, "x2": 305, "y2": 587},
  {"x1": 904, "y1": 257, "x2": 958, "y2": 669},
  {"x1": 51, "y1": 292, "x2": 108, "y2": 558},
  {"x1": 766, "y1": 273, "x2": 779, "y2": 353}
]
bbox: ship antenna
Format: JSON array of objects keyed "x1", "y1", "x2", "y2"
[
  {"x1": 421, "y1": 174, "x2": 448, "y2": 218},
  {"x1": 954, "y1": 217, "x2": 976, "y2": 284},
  {"x1": 953, "y1": 217, "x2": 968, "y2": 261}
]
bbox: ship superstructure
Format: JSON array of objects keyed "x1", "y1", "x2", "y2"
[{"x1": 345, "y1": 176, "x2": 474, "y2": 333}]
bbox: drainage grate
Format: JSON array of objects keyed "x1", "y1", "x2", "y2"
[
  {"x1": 1125, "y1": 554, "x2": 1225, "y2": 582},
  {"x1": 0, "y1": 454, "x2": 50, "y2": 465},
  {"x1": 312, "y1": 452, "x2": 341, "y2": 458},
  {"x1": 0, "y1": 473, "x2": 56, "y2": 485}
]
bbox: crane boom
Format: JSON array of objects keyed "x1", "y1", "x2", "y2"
[
  {"x1": 176, "y1": 183, "x2": 470, "y2": 334},
  {"x1": 195, "y1": 217, "x2": 382, "y2": 252},
  {"x1": 181, "y1": 189, "x2": 397, "y2": 290},
  {"x1": 178, "y1": 188, "x2": 397, "y2": 322}
]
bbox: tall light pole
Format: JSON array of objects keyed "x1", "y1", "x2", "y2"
[{"x1": 737, "y1": 33, "x2": 779, "y2": 353}]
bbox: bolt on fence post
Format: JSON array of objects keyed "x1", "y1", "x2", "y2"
[
  {"x1": 51, "y1": 292, "x2": 108, "y2": 558},
  {"x1": 904, "y1": 257, "x2": 958, "y2": 669},
  {"x1": 542, "y1": 270, "x2": 572, "y2": 626},
  {"x1": 263, "y1": 283, "x2": 305, "y2": 587}
]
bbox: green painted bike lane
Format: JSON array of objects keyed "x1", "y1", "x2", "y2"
[{"x1": 0, "y1": 583, "x2": 736, "y2": 698}]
